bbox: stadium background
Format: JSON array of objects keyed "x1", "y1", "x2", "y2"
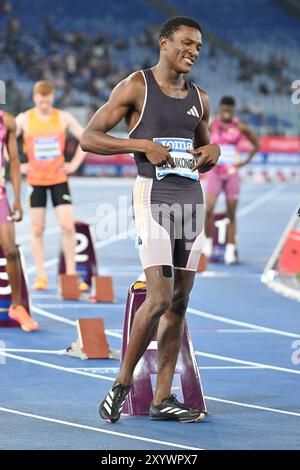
[
  {"x1": 1, "y1": 0, "x2": 300, "y2": 451},
  {"x1": 1, "y1": 0, "x2": 299, "y2": 181}
]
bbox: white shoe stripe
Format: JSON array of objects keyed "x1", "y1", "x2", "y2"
[
  {"x1": 108, "y1": 391, "x2": 114, "y2": 399},
  {"x1": 160, "y1": 407, "x2": 172, "y2": 413},
  {"x1": 167, "y1": 408, "x2": 181, "y2": 414},
  {"x1": 106, "y1": 395, "x2": 112, "y2": 406},
  {"x1": 175, "y1": 410, "x2": 187, "y2": 415},
  {"x1": 103, "y1": 402, "x2": 111, "y2": 414}
]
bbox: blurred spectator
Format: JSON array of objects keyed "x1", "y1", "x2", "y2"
[
  {"x1": 0, "y1": 5, "x2": 296, "y2": 136},
  {"x1": 0, "y1": 0, "x2": 11, "y2": 14},
  {"x1": 4, "y1": 80, "x2": 24, "y2": 115}
]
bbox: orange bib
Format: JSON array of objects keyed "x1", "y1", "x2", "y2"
[{"x1": 24, "y1": 108, "x2": 67, "y2": 186}]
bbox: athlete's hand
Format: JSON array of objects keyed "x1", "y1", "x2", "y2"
[
  {"x1": 11, "y1": 199, "x2": 23, "y2": 222},
  {"x1": 20, "y1": 163, "x2": 28, "y2": 175},
  {"x1": 189, "y1": 144, "x2": 220, "y2": 173},
  {"x1": 144, "y1": 141, "x2": 175, "y2": 168},
  {"x1": 63, "y1": 162, "x2": 77, "y2": 175}
]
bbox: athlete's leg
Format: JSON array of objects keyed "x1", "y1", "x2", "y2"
[
  {"x1": 117, "y1": 265, "x2": 174, "y2": 386},
  {"x1": 226, "y1": 198, "x2": 238, "y2": 244},
  {"x1": 224, "y1": 171, "x2": 240, "y2": 244},
  {"x1": 204, "y1": 170, "x2": 222, "y2": 257},
  {"x1": 0, "y1": 222, "x2": 21, "y2": 306},
  {"x1": 29, "y1": 185, "x2": 47, "y2": 279},
  {"x1": 223, "y1": 171, "x2": 240, "y2": 263},
  {"x1": 205, "y1": 192, "x2": 219, "y2": 238},
  {"x1": 153, "y1": 268, "x2": 195, "y2": 404},
  {"x1": 1, "y1": 220, "x2": 39, "y2": 331},
  {"x1": 30, "y1": 207, "x2": 47, "y2": 277},
  {"x1": 55, "y1": 204, "x2": 76, "y2": 274}
]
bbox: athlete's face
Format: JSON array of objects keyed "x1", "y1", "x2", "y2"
[
  {"x1": 161, "y1": 26, "x2": 202, "y2": 73},
  {"x1": 33, "y1": 93, "x2": 54, "y2": 114},
  {"x1": 219, "y1": 105, "x2": 235, "y2": 123}
]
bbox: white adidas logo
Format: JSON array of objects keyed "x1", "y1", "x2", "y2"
[
  {"x1": 187, "y1": 106, "x2": 199, "y2": 118},
  {"x1": 102, "y1": 388, "x2": 126, "y2": 416},
  {"x1": 160, "y1": 406, "x2": 187, "y2": 415}
]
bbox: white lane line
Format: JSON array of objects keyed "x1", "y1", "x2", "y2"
[
  {"x1": 67, "y1": 365, "x2": 261, "y2": 372},
  {"x1": 0, "y1": 348, "x2": 66, "y2": 355},
  {"x1": 0, "y1": 407, "x2": 201, "y2": 450},
  {"x1": 200, "y1": 366, "x2": 262, "y2": 370},
  {"x1": 69, "y1": 367, "x2": 120, "y2": 372},
  {"x1": 32, "y1": 306, "x2": 75, "y2": 326},
  {"x1": 31, "y1": 294, "x2": 60, "y2": 299},
  {"x1": 17, "y1": 213, "x2": 100, "y2": 244},
  {"x1": 192, "y1": 328, "x2": 266, "y2": 333},
  {"x1": 25, "y1": 185, "x2": 282, "y2": 273},
  {"x1": 196, "y1": 351, "x2": 300, "y2": 376},
  {"x1": 31, "y1": 305, "x2": 123, "y2": 339},
  {"x1": 205, "y1": 396, "x2": 300, "y2": 418},
  {"x1": 32, "y1": 305, "x2": 300, "y2": 375},
  {"x1": 26, "y1": 227, "x2": 136, "y2": 274},
  {"x1": 2, "y1": 351, "x2": 299, "y2": 419},
  {"x1": 237, "y1": 186, "x2": 285, "y2": 219},
  {"x1": 35, "y1": 303, "x2": 125, "y2": 309},
  {"x1": 0, "y1": 351, "x2": 116, "y2": 382},
  {"x1": 187, "y1": 307, "x2": 300, "y2": 339}
]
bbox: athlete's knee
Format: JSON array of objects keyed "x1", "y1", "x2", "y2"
[
  {"x1": 205, "y1": 205, "x2": 214, "y2": 219},
  {"x1": 3, "y1": 245, "x2": 19, "y2": 262},
  {"x1": 147, "y1": 291, "x2": 172, "y2": 318},
  {"x1": 227, "y1": 207, "x2": 236, "y2": 221},
  {"x1": 60, "y1": 222, "x2": 75, "y2": 237},
  {"x1": 170, "y1": 289, "x2": 190, "y2": 315},
  {"x1": 32, "y1": 224, "x2": 45, "y2": 238}
]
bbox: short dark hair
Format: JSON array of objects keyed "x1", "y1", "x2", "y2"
[
  {"x1": 220, "y1": 96, "x2": 236, "y2": 107},
  {"x1": 160, "y1": 16, "x2": 202, "y2": 40}
]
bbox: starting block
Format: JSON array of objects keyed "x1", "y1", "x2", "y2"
[
  {"x1": 0, "y1": 246, "x2": 31, "y2": 327},
  {"x1": 209, "y1": 211, "x2": 238, "y2": 263},
  {"x1": 91, "y1": 276, "x2": 115, "y2": 303},
  {"x1": 121, "y1": 281, "x2": 207, "y2": 416},
  {"x1": 58, "y1": 221, "x2": 115, "y2": 301},
  {"x1": 59, "y1": 273, "x2": 80, "y2": 300},
  {"x1": 58, "y1": 220, "x2": 98, "y2": 288},
  {"x1": 210, "y1": 211, "x2": 229, "y2": 263},
  {"x1": 65, "y1": 318, "x2": 119, "y2": 360}
]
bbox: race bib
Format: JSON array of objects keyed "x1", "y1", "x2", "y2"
[
  {"x1": 34, "y1": 136, "x2": 61, "y2": 161},
  {"x1": 153, "y1": 137, "x2": 198, "y2": 181},
  {"x1": 218, "y1": 144, "x2": 241, "y2": 166}
]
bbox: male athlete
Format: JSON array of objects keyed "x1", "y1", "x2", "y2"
[
  {"x1": 81, "y1": 17, "x2": 220, "y2": 423},
  {"x1": 16, "y1": 81, "x2": 87, "y2": 290},
  {"x1": 0, "y1": 110, "x2": 38, "y2": 331},
  {"x1": 204, "y1": 96, "x2": 259, "y2": 263}
]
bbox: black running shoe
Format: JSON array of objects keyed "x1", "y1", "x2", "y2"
[
  {"x1": 99, "y1": 381, "x2": 131, "y2": 423},
  {"x1": 149, "y1": 394, "x2": 206, "y2": 423}
]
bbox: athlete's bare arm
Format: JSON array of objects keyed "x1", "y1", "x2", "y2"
[
  {"x1": 15, "y1": 112, "x2": 26, "y2": 138},
  {"x1": 80, "y1": 72, "x2": 174, "y2": 168},
  {"x1": 3, "y1": 112, "x2": 23, "y2": 221},
  {"x1": 238, "y1": 121, "x2": 260, "y2": 167},
  {"x1": 189, "y1": 90, "x2": 220, "y2": 173},
  {"x1": 15, "y1": 112, "x2": 29, "y2": 175}
]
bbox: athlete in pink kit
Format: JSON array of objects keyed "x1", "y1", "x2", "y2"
[
  {"x1": 0, "y1": 110, "x2": 38, "y2": 331},
  {"x1": 204, "y1": 96, "x2": 259, "y2": 263}
]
